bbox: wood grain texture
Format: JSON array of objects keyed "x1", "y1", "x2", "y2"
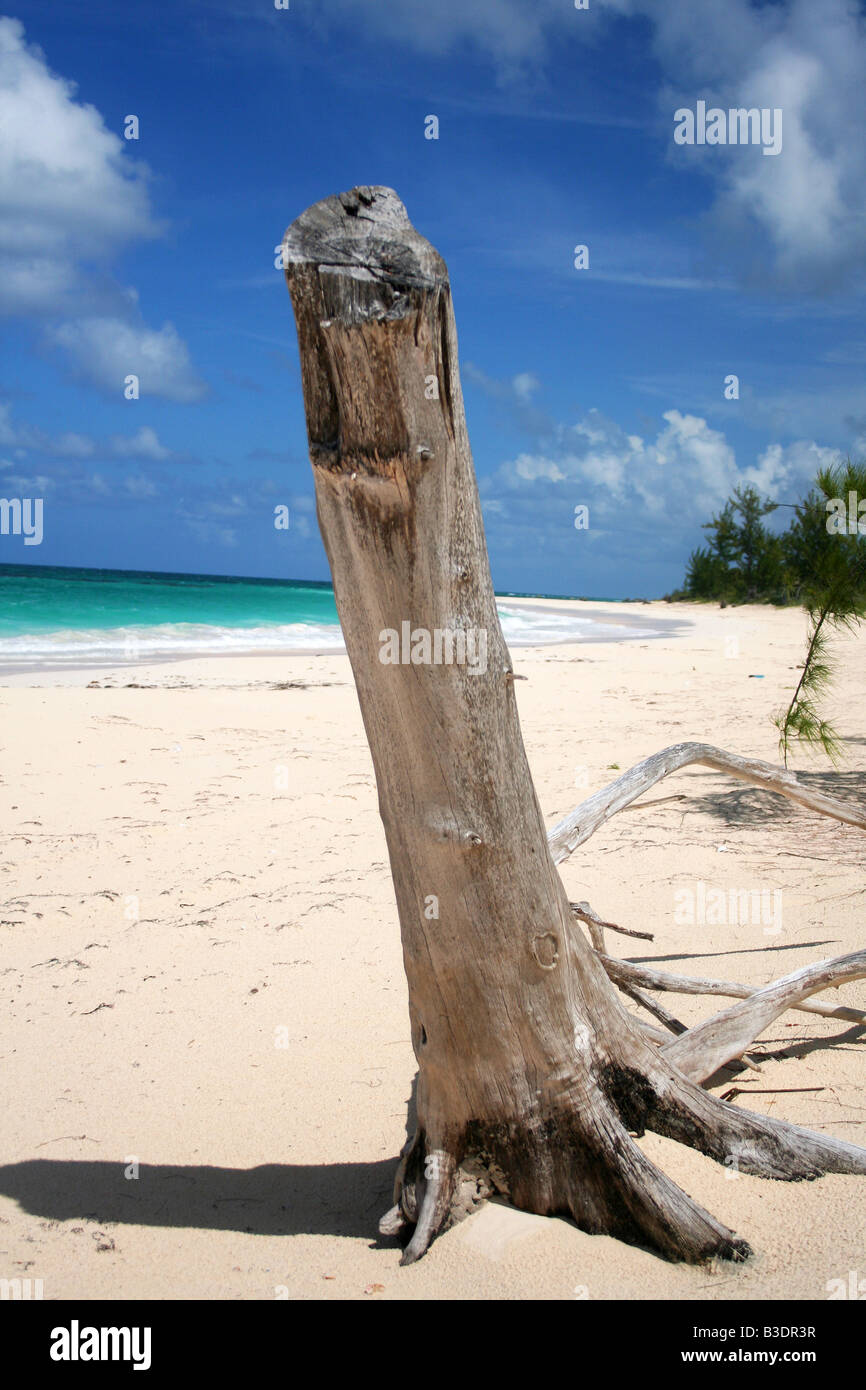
[
  {"x1": 662, "y1": 949, "x2": 866, "y2": 1081},
  {"x1": 548, "y1": 742, "x2": 866, "y2": 865},
  {"x1": 282, "y1": 186, "x2": 866, "y2": 1265}
]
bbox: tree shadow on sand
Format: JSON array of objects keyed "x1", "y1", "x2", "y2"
[
  {"x1": 680, "y1": 768, "x2": 866, "y2": 830},
  {"x1": 0, "y1": 1157, "x2": 399, "y2": 1240},
  {"x1": 0, "y1": 1087, "x2": 418, "y2": 1242}
]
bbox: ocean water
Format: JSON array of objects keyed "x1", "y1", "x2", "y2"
[{"x1": 0, "y1": 564, "x2": 648, "y2": 669}]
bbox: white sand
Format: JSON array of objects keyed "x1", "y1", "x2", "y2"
[{"x1": 0, "y1": 598, "x2": 863, "y2": 1300}]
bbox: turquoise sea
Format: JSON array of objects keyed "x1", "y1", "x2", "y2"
[{"x1": 0, "y1": 564, "x2": 654, "y2": 669}]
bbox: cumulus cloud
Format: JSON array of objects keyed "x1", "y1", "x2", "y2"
[
  {"x1": 107, "y1": 426, "x2": 172, "y2": 461},
  {"x1": 495, "y1": 402, "x2": 842, "y2": 533},
  {"x1": 474, "y1": 392, "x2": 849, "y2": 589},
  {"x1": 0, "y1": 18, "x2": 205, "y2": 398},
  {"x1": 47, "y1": 317, "x2": 208, "y2": 404},
  {"x1": 610, "y1": 0, "x2": 866, "y2": 291},
  {"x1": 318, "y1": 0, "x2": 866, "y2": 292},
  {"x1": 509, "y1": 453, "x2": 566, "y2": 484},
  {"x1": 0, "y1": 401, "x2": 179, "y2": 462},
  {"x1": 746, "y1": 439, "x2": 841, "y2": 498},
  {"x1": 0, "y1": 17, "x2": 157, "y2": 315},
  {"x1": 626, "y1": 0, "x2": 866, "y2": 290}
]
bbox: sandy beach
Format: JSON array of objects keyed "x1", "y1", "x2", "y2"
[{"x1": 1, "y1": 596, "x2": 864, "y2": 1302}]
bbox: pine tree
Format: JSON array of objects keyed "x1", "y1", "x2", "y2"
[{"x1": 775, "y1": 461, "x2": 866, "y2": 765}]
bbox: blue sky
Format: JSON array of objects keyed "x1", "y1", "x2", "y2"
[{"x1": 1, "y1": 0, "x2": 865, "y2": 597}]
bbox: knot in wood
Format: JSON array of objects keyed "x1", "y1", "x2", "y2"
[{"x1": 531, "y1": 933, "x2": 559, "y2": 970}]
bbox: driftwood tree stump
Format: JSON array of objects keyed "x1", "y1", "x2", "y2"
[{"x1": 282, "y1": 186, "x2": 866, "y2": 1265}]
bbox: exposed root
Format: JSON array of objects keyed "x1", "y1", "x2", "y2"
[
  {"x1": 383, "y1": 738, "x2": 863, "y2": 1262},
  {"x1": 400, "y1": 1149, "x2": 456, "y2": 1265},
  {"x1": 635, "y1": 1019, "x2": 669, "y2": 1045},
  {"x1": 393, "y1": 1132, "x2": 419, "y2": 1224},
  {"x1": 643, "y1": 1063, "x2": 866, "y2": 1180},
  {"x1": 378, "y1": 1204, "x2": 409, "y2": 1237},
  {"x1": 381, "y1": 932, "x2": 865, "y2": 1262},
  {"x1": 662, "y1": 948, "x2": 866, "y2": 1081},
  {"x1": 614, "y1": 973, "x2": 761, "y2": 1078},
  {"x1": 617, "y1": 980, "x2": 687, "y2": 1036},
  {"x1": 599, "y1": 954, "x2": 866, "y2": 1025},
  {"x1": 384, "y1": 1103, "x2": 755, "y2": 1266},
  {"x1": 382, "y1": 1132, "x2": 460, "y2": 1264},
  {"x1": 584, "y1": 1118, "x2": 752, "y2": 1264},
  {"x1": 549, "y1": 741, "x2": 866, "y2": 864}
]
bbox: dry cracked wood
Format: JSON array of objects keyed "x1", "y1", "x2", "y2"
[
  {"x1": 560, "y1": 758, "x2": 865, "y2": 1078},
  {"x1": 662, "y1": 949, "x2": 866, "y2": 1081},
  {"x1": 570, "y1": 899, "x2": 653, "y2": 945},
  {"x1": 599, "y1": 953, "x2": 866, "y2": 1025},
  {"x1": 548, "y1": 742, "x2": 866, "y2": 864},
  {"x1": 283, "y1": 183, "x2": 866, "y2": 1268}
]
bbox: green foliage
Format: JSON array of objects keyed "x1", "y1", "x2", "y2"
[
  {"x1": 773, "y1": 461, "x2": 866, "y2": 766},
  {"x1": 683, "y1": 545, "x2": 732, "y2": 600},
  {"x1": 672, "y1": 461, "x2": 866, "y2": 764},
  {"x1": 674, "y1": 485, "x2": 786, "y2": 603}
]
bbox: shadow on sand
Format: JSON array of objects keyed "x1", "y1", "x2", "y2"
[{"x1": 0, "y1": 1157, "x2": 398, "y2": 1241}]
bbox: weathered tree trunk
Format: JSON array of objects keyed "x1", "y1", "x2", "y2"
[{"x1": 282, "y1": 186, "x2": 866, "y2": 1265}]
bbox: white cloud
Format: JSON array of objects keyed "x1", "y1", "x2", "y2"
[
  {"x1": 0, "y1": 259, "x2": 83, "y2": 318},
  {"x1": 0, "y1": 18, "x2": 205, "y2": 398},
  {"x1": 512, "y1": 372, "x2": 540, "y2": 403},
  {"x1": 652, "y1": 410, "x2": 737, "y2": 511},
  {"x1": 55, "y1": 434, "x2": 93, "y2": 458},
  {"x1": 320, "y1": 0, "x2": 866, "y2": 291},
  {"x1": 201, "y1": 494, "x2": 249, "y2": 518},
  {"x1": 746, "y1": 439, "x2": 840, "y2": 497},
  {"x1": 496, "y1": 400, "x2": 842, "y2": 529},
  {"x1": 0, "y1": 17, "x2": 157, "y2": 316},
  {"x1": 464, "y1": 361, "x2": 553, "y2": 435},
  {"x1": 0, "y1": 404, "x2": 20, "y2": 448},
  {"x1": 1, "y1": 471, "x2": 52, "y2": 493},
  {"x1": 511, "y1": 453, "x2": 565, "y2": 483},
  {"x1": 47, "y1": 317, "x2": 207, "y2": 403},
  {"x1": 108, "y1": 426, "x2": 171, "y2": 461},
  {"x1": 0, "y1": 402, "x2": 178, "y2": 461},
  {"x1": 629, "y1": 0, "x2": 866, "y2": 290}
]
